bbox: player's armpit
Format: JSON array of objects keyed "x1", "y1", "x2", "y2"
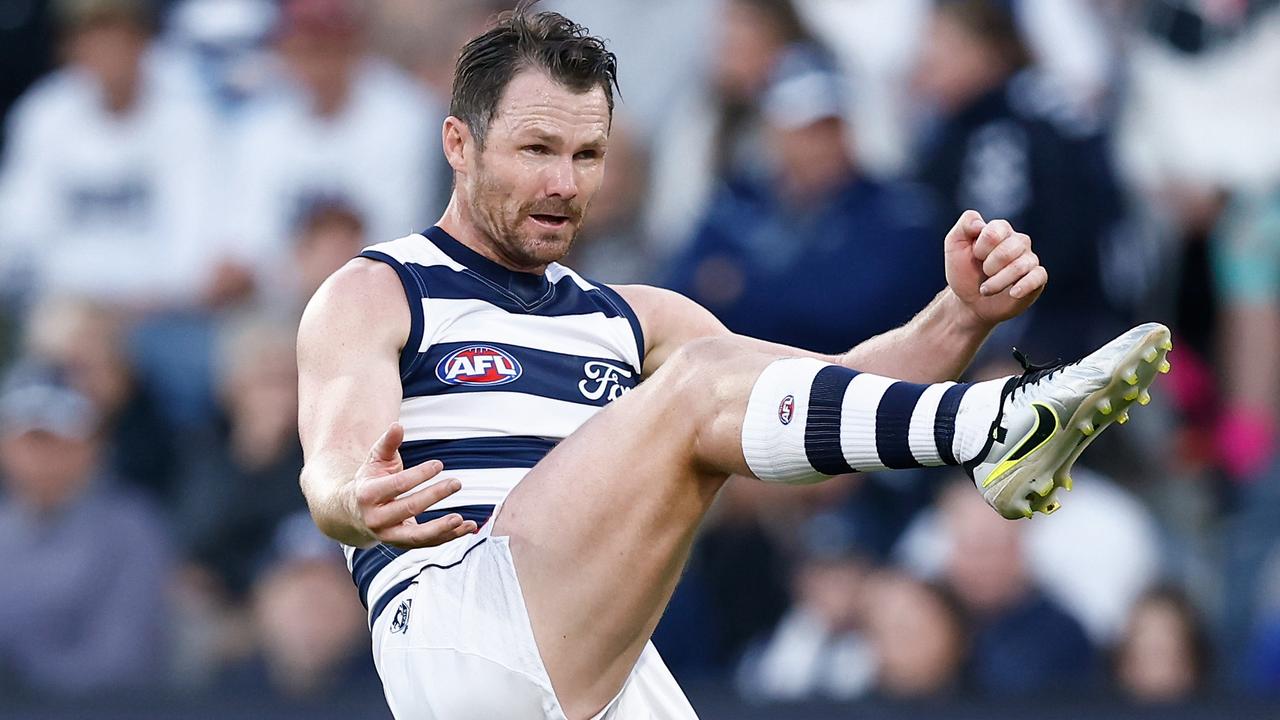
[{"x1": 608, "y1": 284, "x2": 734, "y2": 377}]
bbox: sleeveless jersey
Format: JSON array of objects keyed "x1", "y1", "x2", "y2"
[{"x1": 346, "y1": 226, "x2": 645, "y2": 618}]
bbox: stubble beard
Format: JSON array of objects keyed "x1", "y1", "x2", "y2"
[{"x1": 469, "y1": 161, "x2": 584, "y2": 270}]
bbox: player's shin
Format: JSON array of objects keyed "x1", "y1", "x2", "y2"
[{"x1": 739, "y1": 358, "x2": 1005, "y2": 484}]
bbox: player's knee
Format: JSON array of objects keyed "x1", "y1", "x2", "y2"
[{"x1": 654, "y1": 337, "x2": 743, "y2": 420}]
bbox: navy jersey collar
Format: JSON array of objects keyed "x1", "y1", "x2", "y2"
[{"x1": 422, "y1": 226, "x2": 551, "y2": 304}]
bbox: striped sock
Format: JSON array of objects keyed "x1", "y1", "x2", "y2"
[{"x1": 740, "y1": 358, "x2": 1006, "y2": 484}]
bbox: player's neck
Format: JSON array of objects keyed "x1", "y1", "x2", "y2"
[{"x1": 436, "y1": 199, "x2": 549, "y2": 276}]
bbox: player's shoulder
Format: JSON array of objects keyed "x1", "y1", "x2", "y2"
[
  {"x1": 299, "y1": 255, "x2": 410, "y2": 354},
  {"x1": 608, "y1": 284, "x2": 721, "y2": 334},
  {"x1": 303, "y1": 255, "x2": 405, "y2": 326}
]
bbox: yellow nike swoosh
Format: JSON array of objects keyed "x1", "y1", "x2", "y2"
[{"x1": 982, "y1": 402, "x2": 1060, "y2": 488}]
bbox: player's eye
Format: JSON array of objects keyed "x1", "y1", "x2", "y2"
[
  {"x1": 522, "y1": 144, "x2": 551, "y2": 155},
  {"x1": 573, "y1": 149, "x2": 601, "y2": 161}
]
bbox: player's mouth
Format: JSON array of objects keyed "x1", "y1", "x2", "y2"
[{"x1": 528, "y1": 213, "x2": 571, "y2": 230}]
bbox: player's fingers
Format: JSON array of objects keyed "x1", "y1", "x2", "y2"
[
  {"x1": 981, "y1": 233, "x2": 1032, "y2": 278},
  {"x1": 380, "y1": 514, "x2": 479, "y2": 550},
  {"x1": 972, "y1": 219, "x2": 1014, "y2": 261},
  {"x1": 370, "y1": 476, "x2": 463, "y2": 529},
  {"x1": 1008, "y1": 265, "x2": 1048, "y2": 300},
  {"x1": 368, "y1": 423, "x2": 404, "y2": 464},
  {"x1": 980, "y1": 251, "x2": 1038, "y2": 296},
  {"x1": 357, "y1": 459, "x2": 444, "y2": 510},
  {"x1": 946, "y1": 209, "x2": 986, "y2": 245}
]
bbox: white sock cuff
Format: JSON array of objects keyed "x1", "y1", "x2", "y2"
[
  {"x1": 741, "y1": 357, "x2": 831, "y2": 484},
  {"x1": 953, "y1": 376, "x2": 1008, "y2": 463}
]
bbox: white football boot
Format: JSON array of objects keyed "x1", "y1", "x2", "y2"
[{"x1": 965, "y1": 323, "x2": 1172, "y2": 519}]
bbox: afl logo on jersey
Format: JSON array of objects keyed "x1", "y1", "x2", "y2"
[
  {"x1": 436, "y1": 345, "x2": 523, "y2": 386},
  {"x1": 778, "y1": 395, "x2": 795, "y2": 425}
]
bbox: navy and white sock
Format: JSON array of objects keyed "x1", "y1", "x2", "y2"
[{"x1": 740, "y1": 358, "x2": 1005, "y2": 484}]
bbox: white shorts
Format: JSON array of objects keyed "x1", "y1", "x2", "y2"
[{"x1": 369, "y1": 523, "x2": 699, "y2": 719}]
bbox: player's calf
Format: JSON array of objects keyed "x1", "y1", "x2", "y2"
[{"x1": 738, "y1": 324, "x2": 1172, "y2": 519}]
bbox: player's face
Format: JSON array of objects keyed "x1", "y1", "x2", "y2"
[{"x1": 466, "y1": 70, "x2": 610, "y2": 269}]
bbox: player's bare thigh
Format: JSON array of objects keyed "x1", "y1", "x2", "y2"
[{"x1": 491, "y1": 338, "x2": 776, "y2": 718}]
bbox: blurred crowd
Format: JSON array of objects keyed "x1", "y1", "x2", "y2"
[{"x1": 2, "y1": 0, "x2": 1280, "y2": 711}]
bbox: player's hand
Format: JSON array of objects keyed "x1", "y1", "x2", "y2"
[
  {"x1": 349, "y1": 422, "x2": 478, "y2": 549},
  {"x1": 943, "y1": 210, "x2": 1047, "y2": 326}
]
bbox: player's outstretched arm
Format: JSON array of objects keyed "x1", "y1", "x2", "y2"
[
  {"x1": 616, "y1": 211, "x2": 1046, "y2": 383},
  {"x1": 297, "y1": 260, "x2": 477, "y2": 548},
  {"x1": 840, "y1": 210, "x2": 1047, "y2": 380}
]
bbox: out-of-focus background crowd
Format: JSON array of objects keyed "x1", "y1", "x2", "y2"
[{"x1": 1, "y1": 0, "x2": 1280, "y2": 717}]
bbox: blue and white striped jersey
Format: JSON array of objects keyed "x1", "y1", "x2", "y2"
[{"x1": 346, "y1": 226, "x2": 645, "y2": 614}]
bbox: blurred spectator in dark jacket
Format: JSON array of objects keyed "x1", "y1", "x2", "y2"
[
  {"x1": 219, "y1": 512, "x2": 375, "y2": 700},
  {"x1": 665, "y1": 45, "x2": 942, "y2": 354},
  {"x1": 736, "y1": 512, "x2": 876, "y2": 701},
  {"x1": 0, "y1": 360, "x2": 171, "y2": 697},
  {"x1": 1114, "y1": 586, "x2": 1211, "y2": 704},
  {"x1": 911, "y1": 0, "x2": 1129, "y2": 362},
  {"x1": 179, "y1": 317, "x2": 305, "y2": 598},
  {"x1": 865, "y1": 571, "x2": 967, "y2": 699},
  {"x1": 936, "y1": 479, "x2": 1095, "y2": 696},
  {"x1": 646, "y1": 0, "x2": 815, "y2": 252},
  {"x1": 25, "y1": 296, "x2": 179, "y2": 504}
]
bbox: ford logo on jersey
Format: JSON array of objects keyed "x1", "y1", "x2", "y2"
[{"x1": 436, "y1": 345, "x2": 523, "y2": 386}]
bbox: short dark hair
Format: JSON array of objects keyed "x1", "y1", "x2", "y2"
[{"x1": 450, "y1": 3, "x2": 619, "y2": 149}]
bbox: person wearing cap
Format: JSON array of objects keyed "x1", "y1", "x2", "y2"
[
  {"x1": 663, "y1": 43, "x2": 944, "y2": 355},
  {"x1": 0, "y1": 360, "x2": 172, "y2": 697}
]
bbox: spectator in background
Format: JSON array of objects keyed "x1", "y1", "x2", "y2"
[
  {"x1": 864, "y1": 571, "x2": 967, "y2": 699},
  {"x1": 179, "y1": 317, "x2": 305, "y2": 598},
  {"x1": 0, "y1": 361, "x2": 171, "y2": 697},
  {"x1": 290, "y1": 200, "x2": 367, "y2": 313},
  {"x1": 1115, "y1": 586, "x2": 1210, "y2": 704},
  {"x1": 736, "y1": 512, "x2": 876, "y2": 701},
  {"x1": 561, "y1": 122, "x2": 655, "y2": 284},
  {"x1": 1211, "y1": 189, "x2": 1280, "y2": 483},
  {"x1": 665, "y1": 45, "x2": 941, "y2": 354},
  {"x1": 226, "y1": 0, "x2": 441, "y2": 298},
  {"x1": 0, "y1": 0, "x2": 223, "y2": 310},
  {"x1": 935, "y1": 479, "x2": 1095, "y2": 696},
  {"x1": 24, "y1": 296, "x2": 180, "y2": 504},
  {"x1": 911, "y1": 0, "x2": 1128, "y2": 362},
  {"x1": 221, "y1": 512, "x2": 375, "y2": 699},
  {"x1": 1214, "y1": 188, "x2": 1280, "y2": 653},
  {"x1": 645, "y1": 0, "x2": 814, "y2": 252}
]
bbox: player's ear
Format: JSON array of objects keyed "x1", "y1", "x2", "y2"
[{"x1": 442, "y1": 117, "x2": 471, "y2": 174}]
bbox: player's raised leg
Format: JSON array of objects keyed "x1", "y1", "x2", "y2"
[{"x1": 493, "y1": 323, "x2": 1171, "y2": 718}]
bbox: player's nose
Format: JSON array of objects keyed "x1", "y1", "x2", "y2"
[{"x1": 543, "y1": 156, "x2": 579, "y2": 199}]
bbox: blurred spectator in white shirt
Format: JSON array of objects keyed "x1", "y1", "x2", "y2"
[
  {"x1": 225, "y1": 0, "x2": 442, "y2": 284},
  {"x1": 1116, "y1": 0, "x2": 1280, "y2": 213},
  {"x1": 0, "y1": 0, "x2": 223, "y2": 310}
]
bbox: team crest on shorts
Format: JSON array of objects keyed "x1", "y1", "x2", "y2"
[
  {"x1": 436, "y1": 345, "x2": 523, "y2": 386},
  {"x1": 778, "y1": 395, "x2": 795, "y2": 425},
  {"x1": 390, "y1": 598, "x2": 412, "y2": 634}
]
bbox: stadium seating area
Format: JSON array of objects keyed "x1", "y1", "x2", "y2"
[{"x1": 3, "y1": 0, "x2": 1280, "y2": 716}]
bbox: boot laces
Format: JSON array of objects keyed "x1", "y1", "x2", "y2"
[{"x1": 1010, "y1": 348, "x2": 1077, "y2": 398}]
